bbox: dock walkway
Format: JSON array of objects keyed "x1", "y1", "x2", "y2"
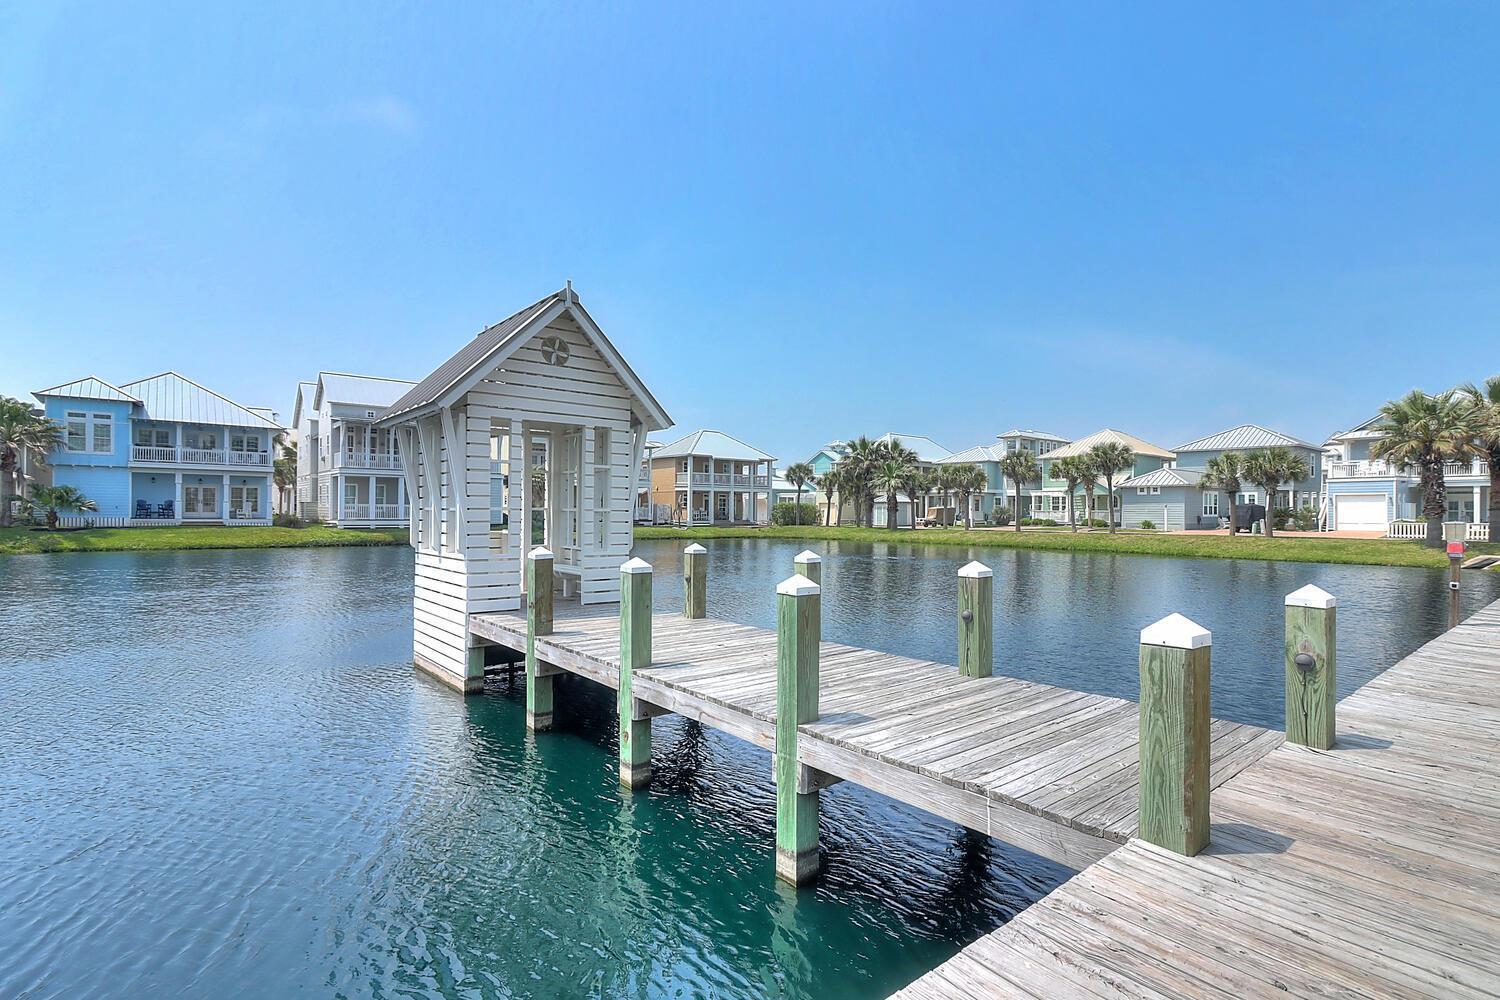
[
  {"x1": 890, "y1": 597, "x2": 1500, "y2": 998},
  {"x1": 471, "y1": 603, "x2": 1279, "y2": 871}
]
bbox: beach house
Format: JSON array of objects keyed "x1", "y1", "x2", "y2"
[
  {"x1": 33, "y1": 372, "x2": 280, "y2": 526},
  {"x1": 1323, "y1": 413, "x2": 1490, "y2": 536},
  {"x1": 648, "y1": 429, "x2": 775, "y2": 525},
  {"x1": 1029, "y1": 428, "x2": 1175, "y2": 526},
  {"x1": 292, "y1": 372, "x2": 417, "y2": 527}
]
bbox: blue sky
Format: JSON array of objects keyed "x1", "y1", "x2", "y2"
[{"x1": 3, "y1": 3, "x2": 1498, "y2": 462}]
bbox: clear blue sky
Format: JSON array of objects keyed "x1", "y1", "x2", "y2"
[{"x1": 4, "y1": 3, "x2": 1498, "y2": 462}]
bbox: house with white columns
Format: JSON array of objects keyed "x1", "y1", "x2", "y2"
[
  {"x1": 647, "y1": 429, "x2": 775, "y2": 525},
  {"x1": 293, "y1": 372, "x2": 417, "y2": 527}
]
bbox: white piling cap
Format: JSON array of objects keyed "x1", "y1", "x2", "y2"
[
  {"x1": 794, "y1": 549, "x2": 822, "y2": 563},
  {"x1": 684, "y1": 543, "x2": 707, "y2": 555},
  {"x1": 777, "y1": 573, "x2": 821, "y2": 597},
  {"x1": 958, "y1": 560, "x2": 992, "y2": 579},
  {"x1": 1286, "y1": 584, "x2": 1337, "y2": 609},
  {"x1": 621, "y1": 557, "x2": 653, "y2": 575},
  {"x1": 529, "y1": 546, "x2": 553, "y2": 560},
  {"x1": 1140, "y1": 613, "x2": 1211, "y2": 649}
]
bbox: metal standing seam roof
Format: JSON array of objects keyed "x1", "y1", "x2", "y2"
[
  {"x1": 1046, "y1": 428, "x2": 1175, "y2": 460},
  {"x1": 315, "y1": 372, "x2": 418, "y2": 409},
  {"x1": 875, "y1": 433, "x2": 952, "y2": 463},
  {"x1": 1173, "y1": 423, "x2": 1320, "y2": 453},
  {"x1": 996, "y1": 428, "x2": 1070, "y2": 443},
  {"x1": 118, "y1": 372, "x2": 282, "y2": 429},
  {"x1": 1117, "y1": 467, "x2": 1205, "y2": 489},
  {"x1": 377, "y1": 286, "x2": 671, "y2": 431},
  {"x1": 292, "y1": 382, "x2": 319, "y2": 426},
  {"x1": 653, "y1": 429, "x2": 776, "y2": 463},
  {"x1": 940, "y1": 444, "x2": 1003, "y2": 464},
  {"x1": 33, "y1": 376, "x2": 140, "y2": 403}
]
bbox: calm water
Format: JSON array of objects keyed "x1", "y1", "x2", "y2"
[{"x1": 2, "y1": 540, "x2": 1494, "y2": 999}]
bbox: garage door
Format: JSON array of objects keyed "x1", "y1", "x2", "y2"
[{"x1": 1334, "y1": 494, "x2": 1388, "y2": 531}]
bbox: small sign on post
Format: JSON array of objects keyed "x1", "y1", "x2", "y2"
[{"x1": 1447, "y1": 538, "x2": 1465, "y2": 631}]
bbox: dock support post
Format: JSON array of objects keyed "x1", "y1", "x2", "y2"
[
  {"x1": 957, "y1": 561, "x2": 993, "y2": 678},
  {"x1": 619, "y1": 557, "x2": 653, "y2": 789},
  {"x1": 1285, "y1": 585, "x2": 1337, "y2": 749},
  {"x1": 526, "y1": 547, "x2": 555, "y2": 732},
  {"x1": 775, "y1": 573, "x2": 822, "y2": 885},
  {"x1": 1137, "y1": 613, "x2": 1211, "y2": 856},
  {"x1": 684, "y1": 543, "x2": 707, "y2": 619},
  {"x1": 794, "y1": 549, "x2": 822, "y2": 586}
]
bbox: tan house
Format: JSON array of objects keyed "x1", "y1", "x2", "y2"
[{"x1": 650, "y1": 429, "x2": 775, "y2": 525}]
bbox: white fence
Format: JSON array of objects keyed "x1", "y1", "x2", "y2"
[{"x1": 1388, "y1": 520, "x2": 1490, "y2": 541}]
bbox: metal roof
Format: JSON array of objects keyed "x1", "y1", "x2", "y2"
[
  {"x1": 653, "y1": 429, "x2": 775, "y2": 462},
  {"x1": 1173, "y1": 423, "x2": 1319, "y2": 453},
  {"x1": 315, "y1": 372, "x2": 417, "y2": 409},
  {"x1": 1046, "y1": 428, "x2": 1175, "y2": 460},
  {"x1": 875, "y1": 433, "x2": 952, "y2": 463},
  {"x1": 291, "y1": 382, "x2": 319, "y2": 426},
  {"x1": 940, "y1": 444, "x2": 1003, "y2": 464},
  {"x1": 378, "y1": 285, "x2": 671, "y2": 431},
  {"x1": 34, "y1": 376, "x2": 140, "y2": 403},
  {"x1": 996, "y1": 428, "x2": 1070, "y2": 443},
  {"x1": 119, "y1": 372, "x2": 281, "y2": 429},
  {"x1": 1117, "y1": 467, "x2": 1205, "y2": 489}
]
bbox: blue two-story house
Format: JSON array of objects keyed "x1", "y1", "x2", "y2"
[{"x1": 33, "y1": 372, "x2": 281, "y2": 526}]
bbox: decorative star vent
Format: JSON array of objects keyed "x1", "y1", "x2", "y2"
[{"x1": 540, "y1": 336, "x2": 571, "y2": 367}]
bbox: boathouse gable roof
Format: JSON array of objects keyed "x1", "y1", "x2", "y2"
[{"x1": 378, "y1": 285, "x2": 671, "y2": 432}]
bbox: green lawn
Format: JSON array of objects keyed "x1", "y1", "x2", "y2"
[
  {"x1": 0, "y1": 523, "x2": 410, "y2": 555},
  {"x1": 635, "y1": 524, "x2": 1500, "y2": 570}
]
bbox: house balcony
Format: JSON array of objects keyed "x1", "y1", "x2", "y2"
[
  {"x1": 131, "y1": 445, "x2": 271, "y2": 467},
  {"x1": 332, "y1": 452, "x2": 402, "y2": 470},
  {"x1": 338, "y1": 503, "x2": 407, "y2": 522},
  {"x1": 674, "y1": 472, "x2": 770, "y2": 488},
  {"x1": 1327, "y1": 459, "x2": 1489, "y2": 480}
]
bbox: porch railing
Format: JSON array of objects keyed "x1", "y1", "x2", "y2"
[
  {"x1": 674, "y1": 472, "x2": 768, "y2": 488},
  {"x1": 334, "y1": 452, "x2": 402, "y2": 470},
  {"x1": 1327, "y1": 460, "x2": 1402, "y2": 478},
  {"x1": 1388, "y1": 520, "x2": 1490, "y2": 541},
  {"x1": 131, "y1": 445, "x2": 178, "y2": 463},
  {"x1": 182, "y1": 448, "x2": 227, "y2": 464},
  {"x1": 373, "y1": 504, "x2": 404, "y2": 519},
  {"x1": 229, "y1": 450, "x2": 270, "y2": 467}
]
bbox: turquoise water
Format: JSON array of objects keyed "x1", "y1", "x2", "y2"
[{"x1": 3, "y1": 541, "x2": 1493, "y2": 998}]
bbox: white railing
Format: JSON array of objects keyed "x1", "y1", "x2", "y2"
[
  {"x1": 182, "y1": 448, "x2": 227, "y2": 464},
  {"x1": 334, "y1": 452, "x2": 402, "y2": 470},
  {"x1": 373, "y1": 504, "x2": 404, "y2": 520},
  {"x1": 675, "y1": 472, "x2": 766, "y2": 488},
  {"x1": 131, "y1": 445, "x2": 177, "y2": 462},
  {"x1": 1327, "y1": 460, "x2": 1402, "y2": 479},
  {"x1": 1444, "y1": 461, "x2": 1490, "y2": 477},
  {"x1": 1388, "y1": 520, "x2": 1491, "y2": 541},
  {"x1": 229, "y1": 450, "x2": 270, "y2": 467},
  {"x1": 342, "y1": 503, "x2": 371, "y2": 520}
]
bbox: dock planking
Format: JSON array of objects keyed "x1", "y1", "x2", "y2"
[
  {"x1": 888, "y1": 597, "x2": 1500, "y2": 999},
  {"x1": 470, "y1": 601, "x2": 1279, "y2": 871}
]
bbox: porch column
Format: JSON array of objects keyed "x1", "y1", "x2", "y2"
[
  {"x1": 398, "y1": 477, "x2": 407, "y2": 520},
  {"x1": 222, "y1": 474, "x2": 229, "y2": 522},
  {"x1": 174, "y1": 472, "x2": 182, "y2": 522},
  {"x1": 1475, "y1": 485, "x2": 1483, "y2": 523},
  {"x1": 368, "y1": 474, "x2": 376, "y2": 520}
]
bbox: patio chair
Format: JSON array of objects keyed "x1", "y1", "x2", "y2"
[
  {"x1": 157, "y1": 501, "x2": 174, "y2": 518},
  {"x1": 135, "y1": 501, "x2": 152, "y2": 519}
]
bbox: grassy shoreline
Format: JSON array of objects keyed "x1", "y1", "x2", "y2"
[
  {"x1": 635, "y1": 524, "x2": 1500, "y2": 570},
  {"x1": 0, "y1": 524, "x2": 410, "y2": 555}
]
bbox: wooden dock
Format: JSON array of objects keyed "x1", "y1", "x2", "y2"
[
  {"x1": 470, "y1": 600, "x2": 1279, "y2": 871},
  {"x1": 889, "y1": 596, "x2": 1500, "y2": 999}
]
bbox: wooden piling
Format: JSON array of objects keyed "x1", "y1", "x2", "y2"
[
  {"x1": 1285, "y1": 584, "x2": 1337, "y2": 750},
  {"x1": 619, "y1": 557, "x2": 653, "y2": 789},
  {"x1": 794, "y1": 550, "x2": 822, "y2": 586},
  {"x1": 526, "y1": 547, "x2": 555, "y2": 732},
  {"x1": 1137, "y1": 613, "x2": 1211, "y2": 856},
  {"x1": 775, "y1": 573, "x2": 822, "y2": 885},
  {"x1": 684, "y1": 543, "x2": 707, "y2": 619},
  {"x1": 957, "y1": 561, "x2": 993, "y2": 679}
]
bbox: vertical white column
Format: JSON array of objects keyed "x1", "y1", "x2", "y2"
[
  {"x1": 1475, "y1": 485, "x2": 1483, "y2": 524},
  {"x1": 174, "y1": 472, "x2": 183, "y2": 523},
  {"x1": 222, "y1": 473, "x2": 229, "y2": 521}
]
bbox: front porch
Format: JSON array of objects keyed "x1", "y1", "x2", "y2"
[
  {"x1": 674, "y1": 488, "x2": 768, "y2": 526},
  {"x1": 331, "y1": 473, "x2": 408, "y2": 526},
  {"x1": 126, "y1": 470, "x2": 272, "y2": 525}
]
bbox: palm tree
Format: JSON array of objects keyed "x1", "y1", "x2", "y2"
[
  {"x1": 843, "y1": 436, "x2": 879, "y2": 527},
  {"x1": 273, "y1": 440, "x2": 298, "y2": 516},
  {"x1": 1078, "y1": 455, "x2": 1101, "y2": 529},
  {"x1": 0, "y1": 397, "x2": 64, "y2": 528},
  {"x1": 1200, "y1": 452, "x2": 1244, "y2": 535},
  {"x1": 1240, "y1": 447, "x2": 1312, "y2": 538},
  {"x1": 785, "y1": 461, "x2": 814, "y2": 525},
  {"x1": 23, "y1": 483, "x2": 98, "y2": 530},
  {"x1": 1049, "y1": 454, "x2": 1087, "y2": 532},
  {"x1": 1461, "y1": 377, "x2": 1500, "y2": 542},
  {"x1": 874, "y1": 458, "x2": 910, "y2": 529},
  {"x1": 814, "y1": 468, "x2": 840, "y2": 526},
  {"x1": 998, "y1": 449, "x2": 1040, "y2": 533},
  {"x1": 950, "y1": 463, "x2": 987, "y2": 529},
  {"x1": 899, "y1": 465, "x2": 931, "y2": 529},
  {"x1": 1371, "y1": 389, "x2": 1475, "y2": 548},
  {"x1": 1087, "y1": 442, "x2": 1135, "y2": 534}
]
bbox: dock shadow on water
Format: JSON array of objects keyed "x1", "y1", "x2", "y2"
[{"x1": 3, "y1": 540, "x2": 1493, "y2": 998}]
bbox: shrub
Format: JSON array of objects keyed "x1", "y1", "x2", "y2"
[
  {"x1": 273, "y1": 512, "x2": 306, "y2": 528},
  {"x1": 1292, "y1": 507, "x2": 1319, "y2": 532},
  {"x1": 771, "y1": 502, "x2": 821, "y2": 526},
  {"x1": 1139, "y1": 520, "x2": 1156, "y2": 530},
  {"x1": 1019, "y1": 517, "x2": 1059, "y2": 527},
  {"x1": 1272, "y1": 507, "x2": 1295, "y2": 530},
  {"x1": 990, "y1": 506, "x2": 1013, "y2": 526}
]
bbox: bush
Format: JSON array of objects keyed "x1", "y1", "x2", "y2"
[
  {"x1": 1292, "y1": 507, "x2": 1318, "y2": 532},
  {"x1": 990, "y1": 506, "x2": 1013, "y2": 526},
  {"x1": 273, "y1": 512, "x2": 306, "y2": 528},
  {"x1": 1139, "y1": 520, "x2": 1156, "y2": 530},
  {"x1": 1272, "y1": 507, "x2": 1295, "y2": 530},
  {"x1": 1019, "y1": 517, "x2": 1059, "y2": 527},
  {"x1": 771, "y1": 502, "x2": 821, "y2": 526}
]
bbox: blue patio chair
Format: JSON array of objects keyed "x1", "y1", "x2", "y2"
[
  {"x1": 135, "y1": 501, "x2": 152, "y2": 519},
  {"x1": 158, "y1": 500, "x2": 174, "y2": 518}
]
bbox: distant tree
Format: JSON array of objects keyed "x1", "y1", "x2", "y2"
[
  {"x1": 814, "y1": 468, "x2": 840, "y2": 526},
  {"x1": 1371, "y1": 390, "x2": 1473, "y2": 548},
  {"x1": 953, "y1": 464, "x2": 988, "y2": 529},
  {"x1": 998, "y1": 450, "x2": 1040, "y2": 533},
  {"x1": 843, "y1": 436, "x2": 880, "y2": 527},
  {"x1": 273, "y1": 439, "x2": 298, "y2": 515},
  {"x1": 1200, "y1": 452, "x2": 1244, "y2": 535},
  {"x1": 1049, "y1": 454, "x2": 1088, "y2": 532},
  {"x1": 0, "y1": 397, "x2": 64, "y2": 528},
  {"x1": 1241, "y1": 447, "x2": 1312, "y2": 538},
  {"x1": 784, "y1": 462, "x2": 815, "y2": 525},
  {"x1": 1461, "y1": 377, "x2": 1500, "y2": 543},
  {"x1": 1087, "y1": 442, "x2": 1135, "y2": 534}
]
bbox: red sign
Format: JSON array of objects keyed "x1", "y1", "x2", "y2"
[{"x1": 1448, "y1": 540, "x2": 1467, "y2": 557}]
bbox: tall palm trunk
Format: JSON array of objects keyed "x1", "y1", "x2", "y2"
[
  {"x1": 1068, "y1": 488, "x2": 1077, "y2": 532},
  {"x1": 0, "y1": 455, "x2": 14, "y2": 528},
  {"x1": 794, "y1": 487, "x2": 803, "y2": 525},
  {"x1": 824, "y1": 490, "x2": 834, "y2": 527},
  {"x1": 1105, "y1": 477, "x2": 1116, "y2": 533},
  {"x1": 1012, "y1": 481, "x2": 1022, "y2": 531},
  {"x1": 1487, "y1": 449, "x2": 1500, "y2": 543},
  {"x1": 887, "y1": 493, "x2": 898, "y2": 530},
  {"x1": 1421, "y1": 458, "x2": 1446, "y2": 548}
]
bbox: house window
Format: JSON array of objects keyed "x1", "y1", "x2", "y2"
[
  {"x1": 1149, "y1": 486, "x2": 1161, "y2": 495},
  {"x1": 1137, "y1": 487, "x2": 1149, "y2": 496},
  {"x1": 65, "y1": 412, "x2": 87, "y2": 451},
  {"x1": 1238, "y1": 491, "x2": 1259, "y2": 506},
  {"x1": 231, "y1": 434, "x2": 262, "y2": 453},
  {"x1": 1202, "y1": 492, "x2": 1220, "y2": 516},
  {"x1": 64, "y1": 411, "x2": 114, "y2": 453}
]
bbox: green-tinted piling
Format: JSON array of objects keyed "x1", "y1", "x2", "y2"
[
  {"x1": 1285, "y1": 585, "x2": 1337, "y2": 750},
  {"x1": 526, "y1": 547, "x2": 555, "y2": 732},
  {"x1": 957, "y1": 561, "x2": 993, "y2": 678},
  {"x1": 619, "y1": 557, "x2": 654, "y2": 789},
  {"x1": 775, "y1": 573, "x2": 822, "y2": 885},
  {"x1": 684, "y1": 543, "x2": 707, "y2": 619},
  {"x1": 1137, "y1": 613, "x2": 1212, "y2": 856},
  {"x1": 794, "y1": 550, "x2": 822, "y2": 586}
]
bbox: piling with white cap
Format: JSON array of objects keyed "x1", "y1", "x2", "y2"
[
  {"x1": 526, "y1": 547, "x2": 555, "y2": 732},
  {"x1": 957, "y1": 561, "x2": 993, "y2": 679},
  {"x1": 1285, "y1": 585, "x2": 1337, "y2": 750},
  {"x1": 793, "y1": 549, "x2": 822, "y2": 586},
  {"x1": 1137, "y1": 613, "x2": 1212, "y2": 856},
  {"x1": 618, "y1": 557, "x2": 654, "y2": 788},
  {"x1": 775, "y1": 573, "x2": 822, "y2": 885},
  {"x1": 683, "y1": 543, "x2": 707, "y2": 619}
]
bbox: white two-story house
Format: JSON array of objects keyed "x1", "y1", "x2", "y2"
[{"x1": 293, "y1": 372, "x2": 417, "y2": 527}]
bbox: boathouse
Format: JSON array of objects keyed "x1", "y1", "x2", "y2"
[{"x1": 376, "y1": 284, "x2": 672, "y2": 693}]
